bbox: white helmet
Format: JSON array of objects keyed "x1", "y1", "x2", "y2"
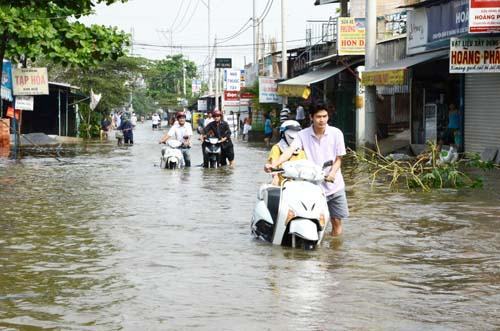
[{"x1": 280, "y1": 120, "x2": 302, "y2": 146}]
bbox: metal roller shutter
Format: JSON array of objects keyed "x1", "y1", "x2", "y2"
[{"x1": 464, "y1": 74, "x2": 500, "y2": 153}]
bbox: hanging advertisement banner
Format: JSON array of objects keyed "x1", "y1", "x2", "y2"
[
  {"x1": 362, "y1": 69, "x2": 406, "y2": 86},
  {"x1": 224, "y1": 69, "x2": 241, "y2": 91},
  {"x1": 337, "y1": 17, "x2": 366, "y2": 55},
  {"x1": 15, "y1": 95, "x2": 34, "y2": 111},
  {"x1": 469, "y1": 0, "x2": 500, "y2": 33},
  {"x1": 1, "y1": 60, "x2": 13, "y2": 101},
  {"x1": 450, "y1": 37, "x2": 500, "y2": 73},
  {"x1": 12, "y1": 67, "x2": 49, "y2": 95},
  {"x1": 258, "y1": 77, "x2": 282, "y2": 104}
]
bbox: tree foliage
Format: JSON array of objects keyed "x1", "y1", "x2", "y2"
[
  {"x1": 44, "y1": 55, "x2": 151, "y2": 112},
  {"x1": 0, "y1": 0, "x2": 130, "y2": 73},
  {"x1": 145, "y1": 54, "x2": 198, "y2": 109}
]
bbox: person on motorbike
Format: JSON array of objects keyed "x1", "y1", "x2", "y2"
[
  {"x1": 159, "y1": 111, "x2": 193, "y2": 167},
  {"x1": 265, "y1": 102, "x2": 348, "y2": 236},
  {"x1": 267, "y1": 120, "x2": 306, "y2": 186},
  {"x1": 202, "y1": 109, "x2": 234, "y2": 167}
]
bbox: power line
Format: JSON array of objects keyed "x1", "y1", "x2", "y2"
[
  {"x1": 217, "y1": 18, "x2": 252, "y2": 43},
  {"x1": 134, "y1": 36, "x2": 319, "y2": 49},
  {"x1": 175, "y1": 0, "x2": 201, "y2": 34},
  {"x1": 169, "y1": 0, "x2": 186, "y2": 32},
  {"x1": 173, "y1": 0, "x2": 194, "y2": 33}
]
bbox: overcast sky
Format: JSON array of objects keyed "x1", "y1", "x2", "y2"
[{"x1": 82, "y1": 0, "x2": 339, "y2": 70}]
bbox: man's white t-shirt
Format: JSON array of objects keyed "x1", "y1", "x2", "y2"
[
  {"x1": 152, "y1": 115, "x2": 160, "y2": 125},
  {"x1": 204, "y1": 118, "x2": 214, "y2": 127},
  {"x1": 168, "y1": 123, "x2": 193, "y2": 145}
]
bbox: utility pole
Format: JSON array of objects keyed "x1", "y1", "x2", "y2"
[
  {"x1": 281, "y1": 0, "x2": 288, "y2": 108},
  {"x1": 207, "y1": 0, "x2": 212, "y2": 96},
  {"x1": 215, "y1": 36, "x2": 219, "y2": 111},
  {"x1": 183, "y1": 63, "x2": 187, "y2": 97},
  {"x1": 340, "y1": 0, "x2": 348, "y2": 17},
  {"x1": 253, "y1": 0, "x2": 257, "y2": 65},
  {"x1": 364, "y1": 0, "x2": 377, "y2": 147}
]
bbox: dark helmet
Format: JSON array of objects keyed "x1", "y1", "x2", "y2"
[{"x1": 176, "y1": 111, "x2": 186, "y2": 119}]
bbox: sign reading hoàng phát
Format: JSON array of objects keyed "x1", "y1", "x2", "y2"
[
  {"x1": 337, "y1": 17, "x2": 366, "y2": 56},
  {"x1": 361, "y1": 69, "x2": 406, "y2": 86},
  {"x1": 12, "y1": 68, "x2": 49, "y2": 96},
  {"x1": 450, "y1": 36, "x2": 500, "y2": 73}
]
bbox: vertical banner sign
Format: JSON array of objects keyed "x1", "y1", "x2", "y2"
[
  {"x1": 191, "y1": 79, "x2": 202, "y2": 94},
  {"x1": 12, "y1": 68, "x2": 49, "y2": 95},
  {"x1": 225, "y1": 69, "x2": 241, "y2": 91},
  {"x1": 1, "y1": 60, "x2": 13, "y2": 101},
  {"x1": 469, "y1": 0, "x2": 500, "y2": 33},
  {"x1": 240, "y1": 69, "x2": 246, "y2": 88},
  {"x1": 337, "y1": 17, "x2": 366, "y2": 55},
  {"x1": 258, "y1": 77, "x2": 282, "y2": 104},
  {"x1": 223, "y1": 90, "x2": 241, "y2": 113},
  {"x1": 450, "y1": 37, "x2": 500, "y2": 73}
]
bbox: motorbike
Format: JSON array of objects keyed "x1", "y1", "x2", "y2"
[
  {"x1": 160, "y1": 140, "x2": 184, "y2": 169},
  {"x1": 251, "y1": 159, "x2": 333, "y2": 250},
  {"x1": 204, "y1": 137, "x2": 222, "y2": 168}
]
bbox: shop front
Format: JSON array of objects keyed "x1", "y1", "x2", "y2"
[
  {"x1": 277, "y1": 59, "x2": 362, "y2": 147},
  {"x1": 362, "y1": 49, "x2": 457, "y2": 149},
  {"x1": 450, "y1": 35, "x2": 500, "y2": 155}
]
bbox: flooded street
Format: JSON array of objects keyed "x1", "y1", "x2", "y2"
[{"x1": 1, "y1": 123, "x2": 499, "y2": 330}]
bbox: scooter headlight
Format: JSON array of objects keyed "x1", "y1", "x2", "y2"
[
  {"x1": 285, "y1": 209, "x2": 296, "y2": 225},
  {"x1": 319, "y1": 214, "x2": 326, "y2": 229}
]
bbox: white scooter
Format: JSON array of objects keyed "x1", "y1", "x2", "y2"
[
  {"x1": 251, "y1": 159, "x2": 332, "y2": 250},
  {"x1": 204, "y1": 137, "x2": 222, "y2": 168},
  {"x1": 160, "y1": 140, "x2": 184, "y2": 169}
]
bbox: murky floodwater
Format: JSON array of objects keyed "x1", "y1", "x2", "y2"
[{"x1": 1, "y1": 123, "x2": 499, "y2": 330}]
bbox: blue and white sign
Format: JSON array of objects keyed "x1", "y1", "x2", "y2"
[
  {"x1": 407, "y1": 0, "x2": 469, "y2": 55},
  {"x1": 1, "y1": 60, "x2": 13, "y2": 101},
  {"x1": 259, "y1": 77, "x2": 282, "y2": 104},
  {"x1": 224, "y1": 69, "x2": 241, "y2": 92}
]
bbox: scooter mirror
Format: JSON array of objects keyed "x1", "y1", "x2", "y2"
[{"x1": 322, "y1": 160, "x2": 333, "y2": 168}]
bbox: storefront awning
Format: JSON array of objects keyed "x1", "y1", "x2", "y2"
[
  {"x1": 278, "y1": 61, "x2": 359, "y2": 98},
  {"x1": 362, "y1": 49, "x2": 449, "y2": 86}
]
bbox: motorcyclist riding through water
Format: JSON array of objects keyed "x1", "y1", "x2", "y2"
[
  {"x1": 159, "y1": 111, "x2": 193, "y2": 167},
  {"x1": 201, "y1": 109, "x2": 234, "y2": 167},
  {"x1": 267, "y1": 120, "x2": 306, "y2": 185}
]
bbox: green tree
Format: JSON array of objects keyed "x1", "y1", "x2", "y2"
[
  {"x1": 145, "y1": 54, "x2": 198, "y2": 109},
  {"x1": 42, "y1": 55, "x2": 151, "y2": 137},
  {"x1": 0, "y1": 0, "x2": 130, "y2": 74}
]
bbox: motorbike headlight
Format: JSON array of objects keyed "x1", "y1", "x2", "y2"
[
  {"x1": 319, "y1": 214, "x2": 326, "y2": 229},
  {"x1": 285, "y1": 209, "x2": 296, "y2": 224}
]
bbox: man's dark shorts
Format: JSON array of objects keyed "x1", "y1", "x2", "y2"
[{"x1": 327, "y1": 190, "x2": 349, "y2": 219}]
